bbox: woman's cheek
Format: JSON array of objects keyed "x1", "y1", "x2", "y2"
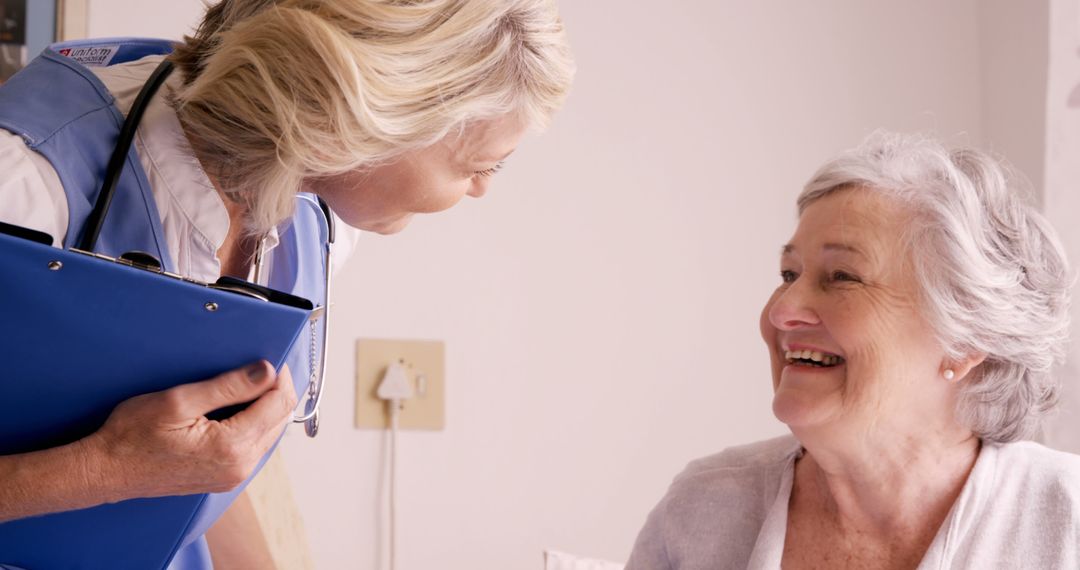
[{"x1": 432, "y1": 178, "x2": 475, "y2": 211}]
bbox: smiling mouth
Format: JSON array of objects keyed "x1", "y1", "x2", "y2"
[{"x1": 783, "y1": 349, "x2": 845, "y2": 368}]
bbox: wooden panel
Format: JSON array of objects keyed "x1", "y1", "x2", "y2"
[
  {"x1": 56, "y1": 0, "x2": 87, "y2": 41},
  {"x1": 246, "y1": 450, "x2": 316, "y2": 570}
]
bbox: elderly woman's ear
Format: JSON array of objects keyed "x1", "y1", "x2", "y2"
[{"x1": 943, "y1": 352, "x2": 987, "y2": 382}]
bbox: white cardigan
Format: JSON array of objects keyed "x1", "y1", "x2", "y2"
[{"x1": 626, "y1": 435, "x2": 1080, "y2": 569}]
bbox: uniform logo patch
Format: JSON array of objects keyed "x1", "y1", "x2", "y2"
[{"x1": 57, "y1": 45, "x2": 120, "y2": 67}]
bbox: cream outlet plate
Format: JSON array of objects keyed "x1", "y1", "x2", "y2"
[{"x1": 355, "y1": 338, "x2": 445, "y2": 430}]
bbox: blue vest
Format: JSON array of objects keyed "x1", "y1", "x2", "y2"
[{"x1": 0, "y1": 38, "x2": 329, "y2": 570}]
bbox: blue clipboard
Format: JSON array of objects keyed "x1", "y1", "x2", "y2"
[{"x1": 0, "y1": 227, "x2": 314, "y2": 569}]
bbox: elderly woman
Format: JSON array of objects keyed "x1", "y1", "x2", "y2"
[
  {"x1": 626, "y1": 133, "x2": 1080, "y2": 569},
  {"x1": 0, "y1": 0, "x2": 572, "y2": 567}
]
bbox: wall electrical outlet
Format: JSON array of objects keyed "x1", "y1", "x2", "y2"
[{"x1": 355, "y1": 338, "x2": 445, "y2": 430}]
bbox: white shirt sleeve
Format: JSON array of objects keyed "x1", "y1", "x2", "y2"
[{"x1": 0, "y1": 129, "x2": 69, "y2": 246}]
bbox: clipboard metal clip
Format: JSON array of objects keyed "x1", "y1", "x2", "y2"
[
  {"x1": 117, "y1": 251, "x2": 162, "y2": 273},
  {"x1": 66, "y1": 248, "x2": 311, "y2": 308}
]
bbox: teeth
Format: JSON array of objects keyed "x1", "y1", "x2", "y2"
[{"x1": 783, "y1": 349, "x2": 844, "y2": 366}]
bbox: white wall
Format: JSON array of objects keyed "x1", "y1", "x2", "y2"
[
  {"x1": 82, "y1": 1, "x2": 1049, "y2": 568},
  {"x1": 85, "y1": 0, "x2": 204, "y2": 40},
  {"x1": 978, "y1": 0, "x2": 1050, "y2": 203},
  {"x1": 1042, "y1": 0, "x2": 1080, "y2": 455}
]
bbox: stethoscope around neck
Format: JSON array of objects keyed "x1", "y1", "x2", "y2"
[{"x1": 78, "y1": 58, "x2": 332, "y2": 438}]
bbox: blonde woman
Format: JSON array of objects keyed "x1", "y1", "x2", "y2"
[{"x1": 0, "y1": 0, "x2": 573, "y2": 567}]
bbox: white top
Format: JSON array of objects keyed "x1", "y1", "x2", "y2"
[
  {"x1": 0, "y1": 55, "x2": 357, "y2": 283},
  {"x1": 625, "y1": 435, "x2": 1080, "y2": 569}
]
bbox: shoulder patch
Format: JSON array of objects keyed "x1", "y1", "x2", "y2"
[{"x1": 58, "y1": 45, "x2": 120, "y2": 67}]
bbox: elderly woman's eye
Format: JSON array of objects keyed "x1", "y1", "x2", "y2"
[
  {"x1": 780, "y1": 270, "x2": 798, "y2": 283},
  {"x1": 831, "y1": 270, "x2": 860, "y2": 283}
]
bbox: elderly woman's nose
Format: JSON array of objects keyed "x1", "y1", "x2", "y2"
[{"x1": 768, "y1": 285, "x2": 821, "y2": 330}]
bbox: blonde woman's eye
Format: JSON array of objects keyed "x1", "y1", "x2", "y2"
[
  {"x1": 475, "y1": 161, "x2": 505, "y2": 178},
  {"x1": 780, "y1": 270, "x2": 798, "y2": 283}
]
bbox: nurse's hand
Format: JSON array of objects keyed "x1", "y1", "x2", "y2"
[{"x1": 83, "y1": 360, "x2": 297, "y2": 501}]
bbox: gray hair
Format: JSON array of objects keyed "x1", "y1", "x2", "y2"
[{"x1": 798, "y1": 132, "x2": 1072, "y2": 443}]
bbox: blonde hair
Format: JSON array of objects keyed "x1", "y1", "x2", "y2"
[{"x1": 170, "y1": 0, "x2": 575, "y2": 233}]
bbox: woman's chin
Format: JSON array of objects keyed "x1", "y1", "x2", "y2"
[
  {"x1": 359, "y1": 214, "x2": 414, "y2": 235},
  {"x1": 771, "y1": 390, "x2": 836, "y2": 430}
]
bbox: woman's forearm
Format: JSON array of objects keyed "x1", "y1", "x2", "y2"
[
  {"x1": 0, "y1": 362, "x2": 295, "y2": 525},
  {"x1": 0, "y1": 437, "x2": 116, "y2": 523}
]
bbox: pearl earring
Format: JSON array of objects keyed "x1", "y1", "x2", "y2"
[{"x1": 943, "y1": 369, "x2": 955, "y2": 381}]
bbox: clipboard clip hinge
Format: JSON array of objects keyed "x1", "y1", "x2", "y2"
[
  {"x1": 70, "y1": 248, "x2": 163, "y2": 273},
  {"x1": 117, "y1": 251, "x2": 164, "y2": 273}
]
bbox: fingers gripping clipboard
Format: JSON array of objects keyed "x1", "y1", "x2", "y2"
[{"x1": 0, "y1": 222, "x2": 315, "y2": 569}]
